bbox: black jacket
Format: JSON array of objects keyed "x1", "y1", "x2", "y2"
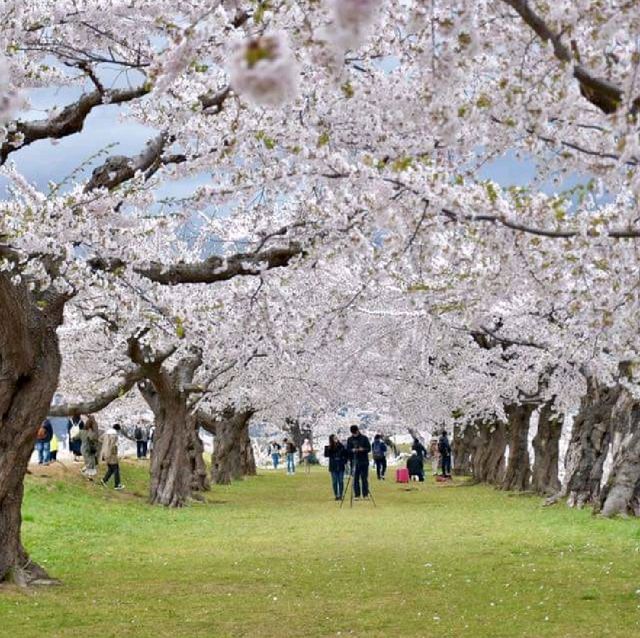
[
  {"x1": 438, "y1": 435, "x2": 451, "y2": 456},
  {"x1": 406, "y1": 454, "x2": 424, "y2": 476},
  {"x1": 324, "y1": 442, "x2": 347, "y2": 473},
  {"x1": 346, "y1": 433, "x2": 371, "y2": 464},
  {"x1": 412, "y1": 438, "x2": 427, "y2": 459}
]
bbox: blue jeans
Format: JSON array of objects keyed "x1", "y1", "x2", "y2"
[
  {"x1": 286, "y1": 453, "x2": 295, "y2": 473},
  {"x1": 331, "y1": 471, "x2": 344, "y2": 499},
  {"x1": 35, "y1": 440, "x2": 50, "y2": 464},
  {"x1": 272, "y1": 453, "x2": 279, "y2": 469}
]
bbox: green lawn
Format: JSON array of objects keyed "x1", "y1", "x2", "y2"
[{"x1": 1, "y1": 460, "x2": 639, "y2": 638}]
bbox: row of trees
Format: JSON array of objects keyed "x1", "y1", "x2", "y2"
[{"x1": 1, "y1": 0, "x2": 640, "y2": 585}]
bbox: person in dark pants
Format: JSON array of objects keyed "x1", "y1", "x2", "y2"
[
  {"x1": 324, "y1": 434, "x2": 347, "y2": 500},
  {"x1": 101, "y1": 424, "x2": 125, "y2": 490},
  {"x1": 406, "y1": 450, "x2": 425, "y2": 481},
  {"x1": 134, "y1": 424, "x2": 148, "y2": 459},
  {"x1": 346, "y1": 425, "x2": 371, "y2": 499},
  {"x1": 439, "y1": 430, "x2": 452, "y2": 478},
  {"x1": 372, "y1": 433, "x2": 387, "y2": 480}
]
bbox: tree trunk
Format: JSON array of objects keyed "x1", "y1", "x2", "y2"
[
  {"x1": 564, "y1": 379, "x2": 620, "y2": 508},
  {"x1": 531, "y1": 402, "x2": 562, "y2": 495},
  {"x1": 210, "y1": 408, "x2": 255, "y2": 485},
  {"x1": 134, "y1": 348, "x2": 203, "y2": 507},
  {"x1": 471, "y1": 419, "x2": 507, "y2": 485},
  {"x1": 598, "y1": 389, "x2": 640, "y2": 517},
  {"x1": 140, "y1": 380, "x2": 192, "y2": 506},
  {"x1": 501, "y1": 403, "x2": 535, "y2": 491},
  {"x1": 0, "y1": 275, "x2": 66, "y2": 583},
  {"x1": 285, "y1": 417, "x2": 312, "y2": 461},
  {"x1": 187, "y1": 416, "x2": 210, "y2": 492},
  {"x1": 452, "y1": 422, "x2": 477, "y2": 476}
]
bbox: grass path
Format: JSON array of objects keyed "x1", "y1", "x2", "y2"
[{"x1": 1, "y1": 460, "x2": 639, "y2": 637}]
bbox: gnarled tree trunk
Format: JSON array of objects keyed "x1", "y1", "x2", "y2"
[
  {"x1": 471, "y1": 418, "x2": 507, "y2": 485},
  {"x1": 0, "y1": 275, "x2": 66, "y2": 583},
  {"x1": 208, "y1": 408, "x2": 256, "y2": 485},
  {"x1": 452, "y1": 422, "x2": 477, "y2": 476},
  {"x1": 598, "y1": 389, "x2": 640, "y2": 517},
  {"x1": 564, "y1": 379, "x2": 620, "y2": 508},
  {"x1": 473, "y1": 420, "x2": 507, "y2": 485},
  {"x1": 133, "y1": 346, "x2": 202, "y2": 507},
  {"x1": 501, "y1": 403, "x2": 535, "y2": 491},
  {"x1": 531, "y1": 402, "x2": 563, "y2": 496}
]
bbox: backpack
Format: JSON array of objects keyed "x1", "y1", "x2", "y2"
[
  {"x1": 70, "y1": 424, "x2": 80, "y2": 440},
  {"x1": 372, "y1": 440, "x2": 385, "y2": 459},
  {"x1": 134, "y1": 426, "x2": 143, "y2": 440},
  {"x1": 36, "y1": 425, "x2": 47, "y2": 440}
]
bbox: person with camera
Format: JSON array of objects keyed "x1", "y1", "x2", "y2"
[
  {"x1": 324, "y1": 434, "x2": 347, "y2": 500},
  {"x1": 346, "y1": 425, "x2": 371, "y2": 500}
]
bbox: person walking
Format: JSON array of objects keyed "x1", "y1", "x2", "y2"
[
  {"x1": 439, "y1": 430, "x2": 452, "y2": 478},
  {"x1": 429, "y1": 434, "x2": 440, "y2": 476},
  {"x1": 78, "y1": 415, "x2": 100, "y2": 479},
  {"x1": 406, "y1": 449, "x2": 425, "y2": 482},
  {"x1": 100, "y1": 423, "x2": 125, "y2": 490},
  {"x1": 34, "y1": 418, "x2": 54, "y2": 465},
  {"x1": 134, "y1": 424, "x2": 149, "y2": 459},
  {"x1": 324, "y1": 434, "x2": 347, "y2": 500},
  {"x1": 67, "y1": 413, "x2": 84, "y2": 462},
  {"x1": 268, "y1": 441, "x2": 281, "y2": 469},
  {"x1": 283, "y1": 438, "x2": 297, "y2": 475},
  {"x1": 301, "y1": 438, "x2": 314, "y2": 474},
  {"x1": 372, "y1": 433, "x2": 388, "y2": 480},
  {"x1": 346, "y1": 425, "x2": 371, "y2": 500}
]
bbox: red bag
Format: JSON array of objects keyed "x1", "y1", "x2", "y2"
[{"x1": 396, "y1": 468, "x2": 409, "y2": 483}]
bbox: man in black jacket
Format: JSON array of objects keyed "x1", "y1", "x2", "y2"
[
  {"x1": 346, "y1": 425, "x2": 371, "y2": 499},
  {"x1": 439, "y1": 430, "x2": 452, "y2": 478}
]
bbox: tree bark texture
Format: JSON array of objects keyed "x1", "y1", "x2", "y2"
[
  {"x1": 471, "y1": 419, "x2": 507, "y2": 485},
  {"x1": 0, "y1": 275, "x2": 66, "y2": 583},
  {"x1": 134, "y1": 347, "x2": 202, "y2": 507},
  {"x1": 531, "y1": 402, "x2": 563, "y2": 496},
  {"x1": 187, "y1": 416, "x2": 210, "y2": 493},
  {"x1": 452, "y1": 422, "x2": 477, "y2": 476},
  {"x1": 598, "y1": 389, "x2": 640, "y2": 517},
  {"x1": 501, "y1": 403, "x2": 535, "y2": 491},
  {"x1": 564, "y1": 379, "x2": 620, "y2": 508},
  {"x1": 209, "y1": 408, "x2": 256, "y2": 485}
]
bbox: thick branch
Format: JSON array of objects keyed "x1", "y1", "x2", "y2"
[
  {"x1": 1, "y1": 85, "x2": 150, "y2": 164},
  {"x1": 502, "y1": 0, "x2": 638, "y2": 115}
]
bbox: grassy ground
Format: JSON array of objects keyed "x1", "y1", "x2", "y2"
[{"x1": 1, "y1": 460, "x2": 639, "y2": 638}]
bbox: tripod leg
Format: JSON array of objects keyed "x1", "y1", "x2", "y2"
[
  {"x1": 340, "y1": 473, "x2": 351, "y2": 509},
  {"x1": 368, "y1": 486, "x2": 376, "y2": 507}
]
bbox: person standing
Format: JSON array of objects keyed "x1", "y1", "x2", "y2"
[
  {"x1": 283, "y1": 438, "x2": 296, "y2": 475},
  {"x1": 268, "y1": 441, "x2": 281, "y2": 469},
  {"x1": 134, "y1": 424, "x2": 149, "y2": 459},
  {"x1": 406, "y1": 449, "x2": 425, "y2": 481},
  {"x1": 148, "y1": 425, "x2": 156, "y2": 455},
  {"x1": 346, "y1": 425, "x2": 371, "y2": 499},
  {"x1": 100, "y1": 423, "x2": 125, "y2": 490},
  {"x1": 78, "y1": 415, "x2": 100, "y2": 479},
  {"x1": 439, "y1": 430, "x2": 452, "y2": 478},
  {"x1": 324, "y1": 434, "x2": 347, "y2": 500},
  {"x1": 301, "y1": 438, "x2": 314, "y2": 474},
  {"x1": 372, "y1": 434, "x2": 388, "y2": 480},
  {"x1": 429, "y1": 434, "x2": 440, "y2": 476},
  {"x1": 67, "y1": 413, "x2": 84, "y2": 462},
  {"x1": 35, "y1": 418, "x2": 54, "y2": 465}
]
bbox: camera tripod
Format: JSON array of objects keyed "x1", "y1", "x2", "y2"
[{"x1": 340, "y1": 464, "x2": 376, "y2": 509}]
